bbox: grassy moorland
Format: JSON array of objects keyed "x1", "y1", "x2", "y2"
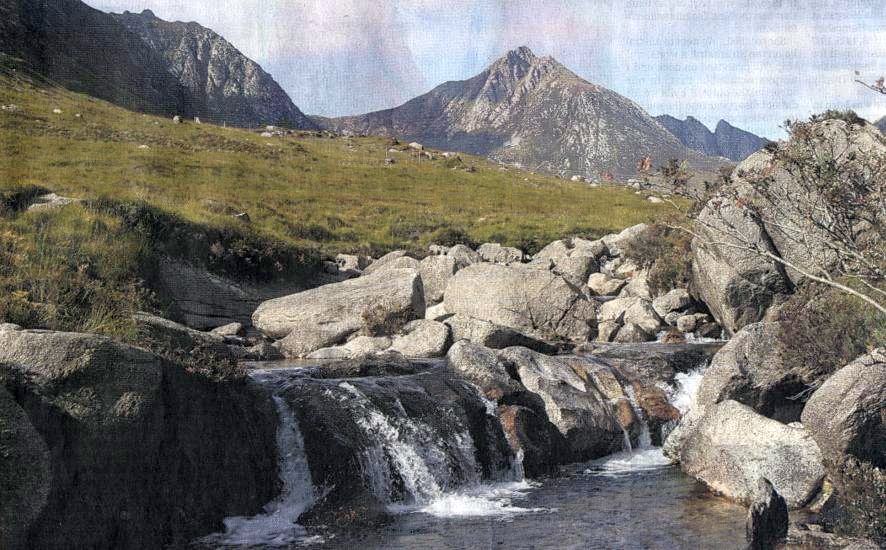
[{"x1": 0, "y1": 66, "x2": 679, "y2": 339}]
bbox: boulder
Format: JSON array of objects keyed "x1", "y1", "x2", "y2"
[
  {"x1": 801, "y1": 348, "x2": 886, "y2": 467},
  {"x1": 652, "y1": 289, "x2": 693, "y2": 318},
  {"x1": 588, "y1": 273, "x2": 627, "y2": 296},
  {"x1": 665, "y1": 399, "x2": 824, "y2": 508},
  {"x1": 447, "y1": 244, "x2": 482, "y2": 267},
  {"x1": 601, "y1": 223, "x2": 648, "y2": 257},
  {"x1": 477, "y1": 243, "x2": 524, "y2": 264},
  {"x1": 210, "y1": 322, "x2": 245, "y2": 337},
  {"x1": 571, "y1": 237, "x2": 608, "y2": 259},
  {"x1": 425, "y1": 302, "x2": 449, "y2": 321},
  {"x1": 252, "y1": 268, "x2": 425, "y2": 357},
  {"x1": 444, "y1": 314, "x2": 557, "y2": 354},
  {"x1": 497, "y1": 347, "x2": 623, "y2": 461},
  {"x1": 618, "y1": 271, "x2": 653, "y2": 299},
  {"x1": 133, "y1": 312, "x2": 232, "y2": 358},
  {"x1": 588, "y1": 342, "x2": 722, "y2": 388},
  {"x1": 306, "y1": 336, "x2": 393, "y2": 360},
  {"x1": 336, "y1": 254, "x2": 371, "y2": 272},
  {"x1": 534, "y1": 240, "x2": 570, "y2": 261},
  {"x1": 0, "y1": 329, "x2": 278, "y2": 548},
  {"x1": 364, "y1": 255, "x2": 420, "y2": 275},
  {"x1": 389, "y1": 320, "x2": 451, "y2": 358},
  {"x1": 596, "y1": 320, "x2": 621, "y2": 343},
  {"x1": 694, "y1": 322, "x2": 802, "y2": 422},
  {"x1": 0, "y1": 386, "x2": 51, "y2": 550},
  {"x1": 445, "y1": 340, "x2": 522, "y2": 401},
  {"x1": 361, "y1": 250, "x2": 410, "y2": 276},
  {"x1": 0, "y1": 323, "x2": 22, "y2": 333},
  {"x1": 745, "y1": 478, "x2": 789, "y2": 550},
  {"x1": 444, "y1": 263, "x2": 597, "y2": 343},
  {"x1": 552, "y1": 255, "x2": 599, "y2": 284},
  {"x1": 419, "y1": 255, "x2": 458, "y2": 304},
  {"x1": 497, "y1": 404, "x2": 565, "y2": 478},
  {"x1": 598, "y1": 297, "x2": 662, "y2": 335},
  {"x1": 612, "y1": 323, "x2": 653, "y2": 343}
]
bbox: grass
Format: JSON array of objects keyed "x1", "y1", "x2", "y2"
[{"x1": 0, "y1": 64, "x2": 680, "y2": 341}]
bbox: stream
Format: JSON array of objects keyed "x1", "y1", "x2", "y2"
[{"x1": 200, "y1": 354, "x2": 747, "y2": 549}]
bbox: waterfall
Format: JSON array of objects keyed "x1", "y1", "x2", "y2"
[
  {"x1": 625, "y1": 385, "x2": 652, "y2": 450},
  {"x1": 201, "y1": 393, "x2": 318, "y2": 547}
]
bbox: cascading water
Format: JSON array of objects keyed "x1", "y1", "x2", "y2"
[{"x1": 202, "y1": 388, "x2": 319, "y2": 547}]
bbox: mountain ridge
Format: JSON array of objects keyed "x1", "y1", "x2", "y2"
[
  {"x1": 655, "y1": 115, "x2": 770, "y2": 161},
  {"x1": 112, "y1": 9, "x2": 317, "y2": 129},
  {"x1": 319, "y1": 47, "x2": 723, "y2": 181}
]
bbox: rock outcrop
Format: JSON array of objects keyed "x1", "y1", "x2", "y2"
[
  {"x1": 801, "y1": 348, "x2": 886, "y2": 467},
  {"x1": 252, "y1": 268, "x2": 425, "y2": 357},
  {"x1": 0, "y1": 330, "x2": 278, "y2": 549}
]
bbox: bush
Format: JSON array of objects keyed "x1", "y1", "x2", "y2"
[
  {"x1": 424, "y1": 226, "x2": 478, "y2": 249},
  {"x1": 829, "y1": 458, "x2": 886, "y2": 545},
  {"x1": 622, "y1": 222, "x2": 693, "y2": 295},
  {"x1": 0, "y1": 185, "x2": 49, "y2": 217},
  {"x1": 777, "y1": 284, "x2": 886, "y2": 390}
]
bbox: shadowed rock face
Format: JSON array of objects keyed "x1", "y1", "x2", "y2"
[
  {"x1": 0, "y1": 330, "x2": 278, "y2": 549},
  {"x1": 0, "y1": 0, "x2": 198, "y2": 117},
  {"x1": 656, "y1": 115, "x2": 770, "y2": 161},
  {"x1": 321, "y1": 47, "x2": 720, "y2": 181},
  {"x1": 112, "y1": 9, "x2": 317, "y2": 129}
]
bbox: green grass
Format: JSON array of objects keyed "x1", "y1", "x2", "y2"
[{"x1": 0, "y1": 67, "x2": 680, "y2": 340}]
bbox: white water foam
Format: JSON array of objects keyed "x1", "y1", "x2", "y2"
[
  {"x1": 203, "y1": 395, "x2": 319, "y2": 547},
  {"x1": 670, "y1": 367, "x2": 707, "y2": 415}
]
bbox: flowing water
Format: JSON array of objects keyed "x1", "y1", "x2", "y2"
[{"x1": 202, "y1": 359, "x2": 747, "y2": 549}]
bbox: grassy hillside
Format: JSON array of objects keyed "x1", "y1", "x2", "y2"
[{"x1": 0, "y1": 65, "x2": 679, "y2": 339}]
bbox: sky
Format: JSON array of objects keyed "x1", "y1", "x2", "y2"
[{"x1": 87, "y1": 0, "x2": 886, "y2": 137}]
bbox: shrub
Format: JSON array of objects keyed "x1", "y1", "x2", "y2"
[
  {"x1": 622, "y1": 222, "x2": 693, "y2": 296},
  {"x1": 424, "y1": 226, "x2": 478, "y2": 249},
  {"x1": 828, "y1": 458, "x2": 886, "y2": 545},
  {"x1": 0, "y1": 185, "x2": 49, "y2": 217},
  {"x1": 777, "y1": 284, "x2": 886, "y2": 391}
]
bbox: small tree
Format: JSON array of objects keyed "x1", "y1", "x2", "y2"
[{"x1": 671, "y1": 115, "x2": 886, "y2": 317}]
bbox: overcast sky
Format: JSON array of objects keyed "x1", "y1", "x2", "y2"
[{"x1": 87, "y1": 0, "x2": 886, "y2": 137}]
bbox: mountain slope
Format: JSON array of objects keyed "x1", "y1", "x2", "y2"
[
  {"x1": 655, "y1": 115, "x2": 769, "y2": 161},
  {"x1": 0, "y1": 0, "x2": 198, "y2": 118},
  {"x1": 321, "y1": 47, "x2": 721, "y2": 180},
  {"x1": 875, "y1": 116, "x2": 886, "y2": 134},
  {"x1": 113, "y1": 10, "x2": 316, "y2": 129}
]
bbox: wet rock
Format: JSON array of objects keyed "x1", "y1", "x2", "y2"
[
  {"x1": 0, "y1": 329, "x2": 278, "y2": 548},
  {"x1": 801, "y1": 348, "x2": 886, "y2": 467},
  {"x1": 745, "y1": 478, "x2": 788, "y2": 550},
  {"x1": 631, "y1": 382, "x2": 680, "y2": 446},
  {"x1": 389, "y1": 320, "x2": 451, "y2": 358},
  {"x1": 477, "y1": 243, "x2": 524, "y2": 264},
  {"x1": 305, "y1": 351, "x2": 421, "y2": 379},
  {"x1": 444, "y1": 314, "x2": 557, "y2": 353},
  {"x1": 497, "y1": 347, "x2": 623, "y2": 461},
  {"x1": 665, "y1": 400, "x2": 824, "y2": 508},
  {"x1": 587, "y1": 342, "x2": 722, "y2": 388},
  {"x1": 444, "y1": 263, "x2": 597, "y2": 343},
  {"x1": 253, "y1": 268, "x2": 425, "y2": 357},
  {"x1": 446, "y1": 340, "x2": 523, "y2": 401},
  {"x1": 498, "y1": 404, "x2": 565, "y2": 477}
]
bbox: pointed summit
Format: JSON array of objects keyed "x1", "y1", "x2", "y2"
[{"x1": 503, "y1": 46, "x2": 537, "y2": 66}]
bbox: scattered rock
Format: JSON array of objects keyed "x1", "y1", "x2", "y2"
[
  {"x1": 652, "y1": 289, "x2": 692, "y2": 318},
  {"x1": 477, "y1": 243, "x2": 524, "y2": 264},
  {"x1": 601, "y1": 223, "x2": 648, "y2": 257},
  {"x1": 588, "y1": 272, "x2": 627, "y2": 296},
  {"x1": 336, "y1": 254, "x2": 372, "y2": 272},
  {"x1": 27, "y1": 193, "x2": 81, "y2": 211},
  {"x1": 446, "y1": 244, "x2": 482, "y2": 268}
]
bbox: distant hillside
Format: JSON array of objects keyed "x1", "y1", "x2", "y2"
[
  {"x1": 875, "y1": 116, "x2": 886, "y2": 134},
  {"x1": 113, "y1": 10, "x2": 316, "y2": 129},
  {"x1": 319, "y1": 47, "x2": 723, "y2": 182},
  {"x1": 0, "y1": 0, "x2": 198, "y2": 117},
  {"x1": 655, "y1": 115, "x2": 770, "y2": 161}
]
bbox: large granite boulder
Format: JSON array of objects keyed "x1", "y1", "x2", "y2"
[
  {"x1": 497, "y1": 347, "x2": 623, "y2": 461},
  {"x1": 0, "y1": 330, "x2": 278, "y2": 548},
  {"x1": 801, "y1": 348, "x2": 886, "y2": 467},
  {"x1": 444, "y1": 263, "x2": 597, "y2": 343},
  {"x1": 445, "y1": 340, "x2": 523, "y2": 401},
  {"x1": 690, "y1": 120, "x2": 886, "y2": 335},
  {"x1": 253, "y1": 268, "x2": 425, "y2": 357},
  {"x1": 361, "y1": 250, "x2": 412, "y2": 276},
  {"x1": 665, "y1": 399, "x2": 825, "y2": 508},
  {"x1": 389, "y1": 320, "x2": 451, "y2": 358}
]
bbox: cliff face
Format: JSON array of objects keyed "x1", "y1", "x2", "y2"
[
  {"x1": 0, "y1": 0, "x2": 199, "y2": 117},
  {"x1": 322, "y1": 47, "x2": 720, "y2": 180},
  {"x1": 113, "y1": 10, "x2": 317, "y2": 129}
]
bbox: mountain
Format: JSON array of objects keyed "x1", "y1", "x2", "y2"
[
  {"x1": 655, "y1": 115, "x2": 770, "y2": 161},
  {"x1": 113, "y1": 10, "x2": 316, "y2": 129},
  {"x1": 319, "y1": 47, "x2": 721, "y2": 180},
  {"x1": 875, "y1": 116, "x2": 886, "y2": 134},
  {"x1": 0, "y1": 0, "x2": 198, "y2": 117}
]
